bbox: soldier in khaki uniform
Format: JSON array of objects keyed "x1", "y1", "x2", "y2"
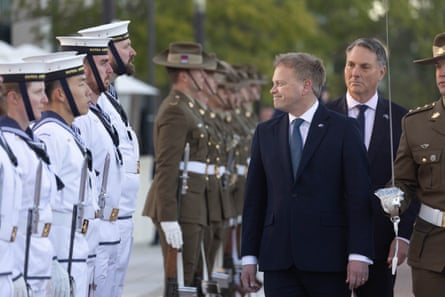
[
  {"x1": 142, "y1": 42, "x2": 217, "y2": 293},
  {"x1": 392, "y1": 32, "x2": 445, "y2": 296}
]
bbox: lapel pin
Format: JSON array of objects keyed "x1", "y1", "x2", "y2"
[
  {"x1": 431, "y1": 112, "x2": 440, "y2": 119},
  {"x1": 317, "y1": 123, "x2": 324, "y2": 128},
  {"x1": 383, "y1": 114, "x2": 389, "y2": 120}
]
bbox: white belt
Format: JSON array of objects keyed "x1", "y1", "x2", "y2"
[
  {"x1": 179, "y1": 161, "x2": 207, "y2": 175},
  {"x1": 419, "y1": 203, "x2": 445, "y2": 227},
  {"x1": 123, "y1": 159, "x2": 140, "y2": 174},
  {"x1": 206, "y1": 164, "x2": 217, "y2": 175},
  {"x1": 219, "y1": 166, "x2": 226, "y2": 176},
  {"x1": 18, "y1": 220, "x2": 51, "y2": 237},
  {"x1": 236, "y1": 165, "x2": 247, "y2": 176},
  {"x1": 83, "y1": 206, "x2": 99, "y2": 220},
  {"x1": 0, "y1": 222, "x2": 18, "y2": 242},
  {"x1": 100, "y1": 206, "x2": 119, "y2": 222}
]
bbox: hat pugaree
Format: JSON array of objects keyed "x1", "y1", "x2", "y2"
[
  {"x1": 414, "y1": 32, "x2": 445, "y2": 64},
  {"x1": 78, "y1": 20, "x2": 130, "y2": 43},
  {"x1": 153, "y1": 42, "x2": 217, "y2": 71}
]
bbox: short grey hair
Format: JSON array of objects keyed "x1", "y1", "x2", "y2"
[
  {"x1": 346, "y1": 38, "x2": 388, "y2": 67},
  {"x1": 273, "y1": 52, "x2": 326, "y2": 98}
]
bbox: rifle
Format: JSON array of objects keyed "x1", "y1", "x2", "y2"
[
  {"x1": 222, "y1": 135, "x2": 240, "y2": 190},
  {"x1": 165, "y1": 143, "x2": 197, "y2": 297},
  {"x1": 24, "y1": 161, "x2": 43, "y2": 287},
  {"x1": 67, "y1": 157, "x2": 89, "y2": 297},
  {"x1": 200, "y1": 241, "x2": 221, "y2": 296},
  {"x1": 98, "y1": 153, "x2": 111, "y2": 220}
]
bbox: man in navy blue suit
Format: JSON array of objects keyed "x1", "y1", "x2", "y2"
[
  {"x1": 326, "y1": 38, "x2": 418, "y2": 297},
  {"x1": 240, "y1": 52, "x2": 374, "y2": 297}
]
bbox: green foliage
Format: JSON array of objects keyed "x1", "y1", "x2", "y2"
[{"x1": 17, "y1": 0, "x2": 445, "y2": 108}]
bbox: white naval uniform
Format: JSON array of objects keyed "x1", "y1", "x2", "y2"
[
  {"x1": 99, "y1": 89, "x2": 140, "y2": 296},
  {"x1": 33, "y1": 112, "x2": 98, "y2": 297},
  {"x1": 73, "y1": 107, "x2": 123, "y2": 297},
  {"x1": 0, "y1": 118, "x2": 56, "y2": 297},
  {"x1": 0, "y1": 133, "x2": 22, "y2": 297}
]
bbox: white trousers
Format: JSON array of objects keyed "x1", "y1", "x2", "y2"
[
  {"x1": 114, "y1": 217, "x2": 134, "y2": 297},
  {"x1": 0, "y1": 275, "x2": 13, "y2": 297},
  {"x1": 93, "y1": 220, "x2": 120, "y2": 297}
]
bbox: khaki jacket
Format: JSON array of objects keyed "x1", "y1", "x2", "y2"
[
  {"x1": 394, "y1": 98, "x2": 445, "y2": 272},
  {"x1": 142, "y1": 90, "x2": 208, "y2": 226}
]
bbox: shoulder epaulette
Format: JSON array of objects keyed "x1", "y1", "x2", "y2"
[{"x1": 406, "y1": 102, "x2": 436, "y2": 116}]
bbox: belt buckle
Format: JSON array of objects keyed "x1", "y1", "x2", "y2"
[
  {"x1": 81, "y1": 219, "x2": 89, "y2": 234},
  {"x1": 42, "y1": 223, "x2": 51, "y2": 237},
  {"x1": 95, "y1": 210, "x2": 99, "y2": 219},
  {"x1": 10, "y1": 226, "x2": 17, "y2": 242},
  {"x1": 110, "y1": 208, "x2": 119, "y2": 221}
]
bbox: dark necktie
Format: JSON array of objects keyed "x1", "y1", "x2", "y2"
[
  {"x1": 290, "y1": 118, "x2": 304, "y2": 177},
  {"x1": 357, "y1": 105, "x2": 368, "y2": 142}
]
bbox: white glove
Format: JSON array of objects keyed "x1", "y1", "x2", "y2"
[
  {"x1": 51, "y1": 260, "x2": 70, "y2": 297},
  {"x1": 13, "y1": 275, "x2": 28, "y2": 297},
  {"x1": 375, "y1": 187, "x2": 404, "y2": 217},
  {"x1": 160, "y1": 221, "x2": 183, "y2": 249}
]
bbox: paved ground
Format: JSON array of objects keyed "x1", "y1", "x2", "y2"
[{"x1": 122, "y1": 242, "x2": 414, "y2": 297}]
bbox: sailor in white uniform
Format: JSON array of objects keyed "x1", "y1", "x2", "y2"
[
  {"x1": 79, "y1": 20, "x2": 139, "y2": 296},
  {"x1": 0, "y1": 61, "x2": 65, "y2": 297},
  {"x1": 29, "y1": 52, "x2": 98, "y2": 297},
  {"x1": 0, "y1": 129, "x2": 22, "y2": 297},
  {"x1": 57, "y1": 35, "x2": 123, "y2": 297}
]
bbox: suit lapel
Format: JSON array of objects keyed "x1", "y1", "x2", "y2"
[
  {"x1": 333, "y1": 95, "x2": 348, "y2": 114},
  {"x1": 295, "y1": 104, "x2": 329, "y2": 180},
  {"x1": 276, "y1": 115, "x2": 295, "y2": 182}
]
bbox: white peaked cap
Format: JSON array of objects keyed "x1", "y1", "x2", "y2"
[
  {"x1": 78, "y1": 20, "x2": 130, "y2": 41},
  {"x1": 23, "y1": 52, "x2": 87, "y2": 80},
  {"x1": 56, "y1": 36, "x2": 111, "y2": 48},
  {"x1": 23, "y1": 51, "x2": 79, "y2": 63},
  {"x1": 46, "y1": 54, "x2": 86, "y2": 73},
  {"x1": 0, "y1": 61, "x2": 46, "y2": 82}
]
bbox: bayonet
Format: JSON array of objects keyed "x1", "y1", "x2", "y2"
[
  {"x1": 223, "y1": 134, "x2": 240, "y2": 189},
  {"x1": 180, "y1": 143, "x2": 190, "y2": 195},
  {"x1": 76, "y1": 157, "x2": 89, "y2": 233},
  {"x1": 31, "y1": 161, "x2": 43, "y2": 234},
  {"x1": 24, "y1": 161, "x2": 43, "y2": 282},
  {"x1": 98, "y1": 153, "x2": 111, "y2": 219}
]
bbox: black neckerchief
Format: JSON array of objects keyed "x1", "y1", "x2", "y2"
[
  {"x1": 89, "y1": 103, "x2": 123, "y2": 164},
  {"x1": 0, "y1": 130, "x2": 18, "y2": 166},
  {"x1": 104, "y1": 88, "x2": 129, "y2": 127},
  {"x1": 34, "y1": 111, "x2": 93, "y2": 170},
  {"x1": 0, "y1": 117, "x2": 64, "y2": 190}
]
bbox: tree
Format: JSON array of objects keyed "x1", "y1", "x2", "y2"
[{"x1": 14, "y1": 0, "x2": 445, "y2": 108}]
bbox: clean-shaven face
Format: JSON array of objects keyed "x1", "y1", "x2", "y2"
[{"x1": 344, "y1": 45, "x2": 386, "y2": 103}]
